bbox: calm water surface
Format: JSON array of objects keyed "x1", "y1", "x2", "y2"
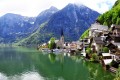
[{"x1": 0, "y1": 47, "x2": 115, "y2": 80}]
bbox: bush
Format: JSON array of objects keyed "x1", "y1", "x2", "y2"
[
  {"x1": 86, "y1": 47, "x2": 92, "y2": 54},
  {"x1": 102, "y1": 47, "x2": 109, "y2": 53},
  {"x1": 114, "y1": 65, "x2": 120, "y2": 80},
  {"x1": 111, "y1": 60, "x2": 119, "y2": 68},
  {"x1": 91, "y1": 53, "x2": 99, "y2": 62}
]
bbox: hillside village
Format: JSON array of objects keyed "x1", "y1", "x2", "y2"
[
  {"x1": 39, "y1": 21, "x2": 120, "y2": 73},
  {"x1": 86, "y1": 22, "x2": 120, "y2": 72}
]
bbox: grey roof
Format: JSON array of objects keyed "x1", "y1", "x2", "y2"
[
  {"x1": 94, "y1": 37, "x2": 104, "y2": 44},
  {"x1": 94, "y1": 37, "x2": 101, "y2": 40},
  {"x1": 90, "y1": 23, "x2": 108, "y2": 31}
]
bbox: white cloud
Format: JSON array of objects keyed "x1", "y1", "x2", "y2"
[
  {"x1": 0, "y1": 0, "x2": 117, "y2": 17},
  {"x1": 76, "y1": 0, "x2": 117, "y2": 13}
]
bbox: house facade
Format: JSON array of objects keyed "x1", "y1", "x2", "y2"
[{"x1": 92, "y1": 37, "x2": 104, "y2": 53}]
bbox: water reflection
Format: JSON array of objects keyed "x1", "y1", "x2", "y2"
[
  {"x1": 0, "y1": 71, "x2": 44, "y2": 80},
  {"x1": 48, "y1": 52, "x2": 65, "y2": 63},
  {"x1": 0, "y1": 73, "x2": 8, "y2": 80},
  {"x1": 0, "y1": 47, "x2": 115, "y2": 80},
  {"x1": 48, "y1": 53, "x2": 56, "y2": 63}
]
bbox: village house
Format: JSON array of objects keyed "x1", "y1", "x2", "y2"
[
  {"x1": 104, "y1": 24, "x2": 120, "y2": 56},
  {"x1": 101, "y1": 52, "x2": 116, "y2": 70},
  {"x1": 76, "y1": 41, "x2": 83, "y2": 50},
  {"x1": 92, "y1": 37, "x2": 105, "y2": 54},
  {"x1": 109, "y1": 24, "x2": 120, "y2": 49},
  {"x1": 80, "y1": 38, "x2": 90, "y2": 49},
  {"x1": 64, "y1": 42, "x2": 70, "y2": 49},
  {"x1": 68, "y1": 41, "x2": 82, "y2": 50},
  {"x1": 102, "y1": 52, "x2": 116, "y2": 64},
  {"x1": 87, "y1": 23, "x2": 109, "y2": 54},
  {"x1": 111, "y1": 24, "x2": 120, "y2": 36},
  {"x1": 70, "y1": 42, "x2": 77, "y2": 50},
  {"x1": 89, "y1": 23, "x2": 108, "y2": 37}
]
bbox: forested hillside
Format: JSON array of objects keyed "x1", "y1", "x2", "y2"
[{"x1": 97, "y1": 0, "x2": 120, "y2": 27}]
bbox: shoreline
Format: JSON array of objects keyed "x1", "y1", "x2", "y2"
[{"x1": 40, "y1": 48, "x2": 117, "y2": 74}]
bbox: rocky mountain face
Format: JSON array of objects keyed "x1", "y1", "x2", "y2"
[
  {"x1": 34, "y1": 6, "x2": 58, "y2": 27},
  {"x1": 19, "y1": 4, "x2": 100, "y2": 46},
  {"x1": 42, "y1": 4, "x2": 100, "y2": 41}
]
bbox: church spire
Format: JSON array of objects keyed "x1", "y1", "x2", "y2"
[
  {"x1": 61, "y1": 28, "x2": 64, "y2": 36},
  {"x1": 58, "y1": 27, "x2": 64, "y2": 49}
]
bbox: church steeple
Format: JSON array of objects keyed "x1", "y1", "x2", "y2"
[
  {"x1": 61, "y1": 28, "x2": 64, "y2": 36},
  {"x1": 60, "y1": 28, "x2": 64, "y2": 48}
]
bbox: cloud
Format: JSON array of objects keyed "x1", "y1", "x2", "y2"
[
  {"x1": 0, "y1": 0, "x2": 117, "y2": 17},
  {"x1": 75, "y1": 0, "x2": 117, "y2": 13},
  {"x1": 0, "y1": 0, "x2": 52, "y2": 17}
]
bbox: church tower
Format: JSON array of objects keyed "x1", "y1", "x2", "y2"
[{"x1": 60, "y1": 28, "x2": 64, "y2": 48}]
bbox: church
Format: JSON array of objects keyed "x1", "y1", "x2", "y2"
[{"x1": 55, "y1": 28, "x2": 65, "y2": 49}]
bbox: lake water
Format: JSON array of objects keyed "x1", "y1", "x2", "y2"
[{"x1": 0, "y1": 47, "x2": 115, "y2": 80}]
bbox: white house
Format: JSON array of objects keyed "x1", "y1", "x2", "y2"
[{"x1": 102, "y1": 53, "x2": 116, "y2": 65}]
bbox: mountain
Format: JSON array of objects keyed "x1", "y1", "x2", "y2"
[
  {"x1": 97, "y1": 0, "x2": 120, "y2": 27},
  {"x1": 0, "y1": 13, "x2": 36, "y2": 43},
  {"x1": 17, "y1": 22, "x2": 48, "y2": 46},
  {"x1": 34, "y1": 6, "x2": 58, "y2": 27},
  {"x1": 0, "y1": 6, "x2": 58, "y2": 44},
  {"x1": 19, "y1": 3, "x2": 100, "y2": 46}
]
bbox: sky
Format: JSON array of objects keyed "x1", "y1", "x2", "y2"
[{"x1": 0, "y1": 0, "x2": 117, "y2": 17}]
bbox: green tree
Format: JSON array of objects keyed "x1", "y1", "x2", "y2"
[
  {"x1": 112, "y1": 13, "x2": 118, "y2": 24},
  {"x1": 86, "y1": 47, "x2": 92, "y2": 54},
  {"x1": 113, "y1": 0, "x2": 120, "y2": 8},
  {"x1": 102, "y1": 47, "x2": 109, "y2": 53},
  {"x1": 116, "y1": 18, "x2": 120, "y2": 25},
  {"x1": 48, "y1": 37, "x2": 56, "y2": 49},
  {"x1": 91, "y1": 53, "x2": 99, "y2": 62},
  {"x1": 103, "y1": 22, "x2": 108, "y2": 26},
  {"x1": 97, "y1": 0, "x2": 120, "y2": 26},
  {"x1": 97, "y1": 15, "x2": 104, "y2": 24},
  {"x1": 80, "y1": 29, "x2": 89, "y2": 39},
  {"x1": 114, "y1": 65, "x2": 120, "y2": 80}
]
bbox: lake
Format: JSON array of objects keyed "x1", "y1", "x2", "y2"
[{"x1": 0, "y1": 47, "x2": 115, "y2": 80}]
